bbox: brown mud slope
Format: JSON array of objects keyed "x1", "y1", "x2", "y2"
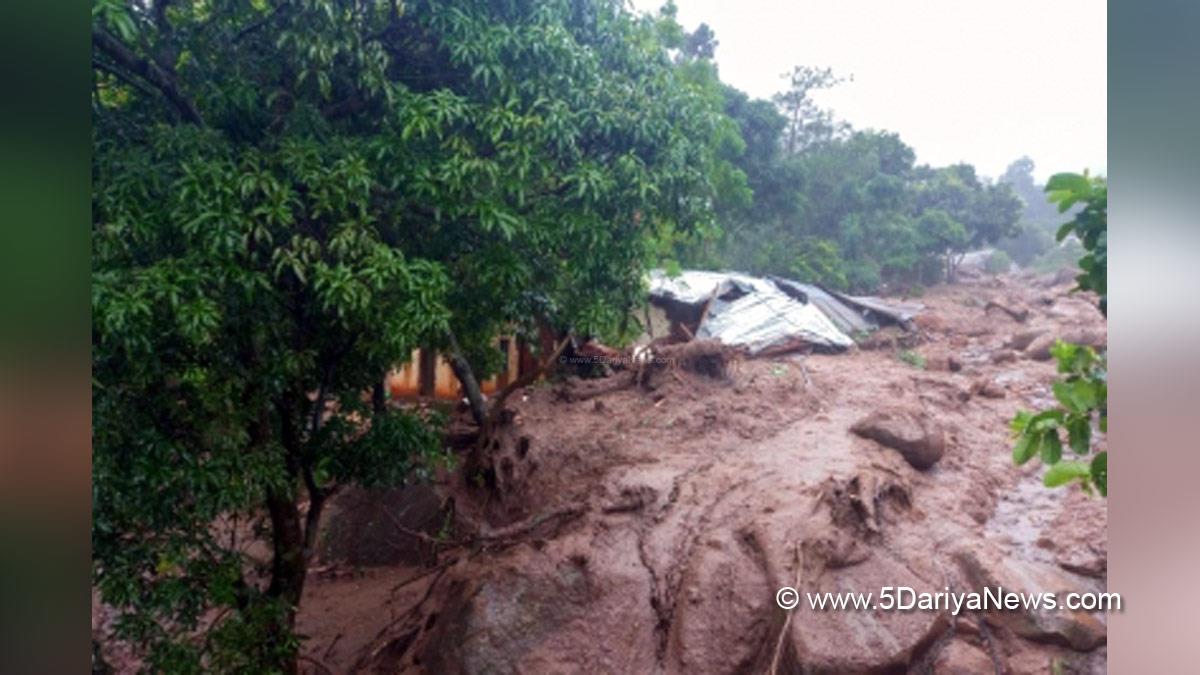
[{"x1": 298, "y1": 272, "x2": 1108, "y2": 674}]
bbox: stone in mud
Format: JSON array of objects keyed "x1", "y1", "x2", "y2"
[
  {"x1": 851, "y1": 408, "x2": 946, "y2": 470},
  {"x1": 914, "y1": 312, "x2": 946, "y2": 332},
  {"x1": 923, "y1": 347, "x2": 963, "y2": 372},
  {"x1": 954, "y1": 549, "x2": 1106, "y2": 652},
  {"x1": 1063, "y1": 329, "x2": 1107, "y2": 352},
  {"x1": 1006, "y1": 329, "x2": 1046, "y2": 351},
  {"x1": 971, "y1": 379, "x2": 1006, "y2": 399},
  {"x1": 1026, "y1": 330, "x2": 1106, "y2": 361},
  {"x1": 932, "y1": 640, "x2": 994, "y2": 675},
  {"x1": 1024, "y1": 334, "x2": 1059, "y2": 361},
  {"x1": 990, "y1": 349, "x2": 1019, "y2": 365}
]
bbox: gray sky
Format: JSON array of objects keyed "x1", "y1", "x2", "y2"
[{"x1": 629, "y1": 0, "x2": 1107, "y2": 181}]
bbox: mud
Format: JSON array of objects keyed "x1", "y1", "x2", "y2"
[{"x1": 94, "y1": 273, "x2": 1110, "y2": 674}]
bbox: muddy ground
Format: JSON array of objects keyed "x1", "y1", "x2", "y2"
[
  {"x1": 294, "y1": 271, "x2": 1108, "y2": 674},
  {"x1": 95, "y1": 271, "x2": 1110, "y2": 673}
]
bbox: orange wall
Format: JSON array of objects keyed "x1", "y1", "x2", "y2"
[{"x1": 386, "y1": 339, "x2": 521, "y2": 401}]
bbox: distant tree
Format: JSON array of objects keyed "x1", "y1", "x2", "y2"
[
  {"x1": 773, "y1": 65, "x2": 848, "y2": 154},
  {"x1": 682, "y1": 22, "x2": 719, "y2": 60},
  {"x1": 996, "y1": 156, "x2": 1064, "y2": 265}
]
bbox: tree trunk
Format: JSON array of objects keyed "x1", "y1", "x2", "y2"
[
  {"x1": 446, "y1": 329, "x2": 487, "y2": 426},
  {"x1": 262, "y1": 393, "x2": 328, "y2": 674},
  {"x1": 265, "y1": 491, "x2": 305, "y2": 675},
  {"x1": 372, "y1": 378, "x2": 386, "y2": 414}
]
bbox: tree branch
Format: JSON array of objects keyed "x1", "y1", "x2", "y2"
[
  {"x1": 484, "y1": 336, "x2": 570, "y2": 428},
  {"x1": 93, "y1": 58, "x2": 158, "y2": 101},
  {"x1": 92, "y1": 27, "x2": 203, "y2": 125},
  {"x1": 235, "y1": 2, "x2": 291, "y2": 43},
  {"x1": 445, "y1": 329, "x2": 487, "y2": 427}
]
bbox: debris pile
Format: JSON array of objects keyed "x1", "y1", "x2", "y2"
[{"x1": 645, "y1": 269, "x2": 921, "y2": 355}]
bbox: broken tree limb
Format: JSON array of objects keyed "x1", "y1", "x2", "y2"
[
  {"x1": 446, "y1": 329, "x2": 487, "y2": 426},
  {"x1": 652, "y1": 339, "x2": 735, "y2": 379},
  {"x1": 984, "y1": 300, "x2": 1029, "y2": 323},
  {"x1": 484, "y1": 336, "x2": 571, "y2": 429},
  {"x1": 476, "y1": 505, "x2": 586, "y2": 542}
]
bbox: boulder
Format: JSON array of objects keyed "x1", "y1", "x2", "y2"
[
  {"x1": 971, "y1": 379, "x2": 1006, "y2": 399},
  {"x1": 1026, "y1": 330, "x2": 1106, "y2": 361},
  {"x1": 924, "y1": 347, "x2": 963, "y2": 372},
  {"x1": 954, "y1": 549, "x2": 1107, "y2": 651},
  {"x1": 851, "y1": 408, "x2": 946, "y2": 470},
  {"x1": 1024, "y1": 334, "x2": 1058, "y2": 361},
  {"x1": 932, "y1": 640, "x2": 994, "y2": 675},
  {"x1": 1006, "y1": 329, "x2": 1046, "y2": 351},
  {"x1": 990, "y1": 350, "x2": 1019, "y2": 365}
]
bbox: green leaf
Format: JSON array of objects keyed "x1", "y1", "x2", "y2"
[
  {"x1": 1043, "y1": 460, "x2": 1090, "y2": 488},
  {"x1": 1039, "y1": 430, "x2": 1062, "y2": 465},
  {"x1": 1091, "y1": 452, "x2": 1107, "y2": 497},
  {"x1": 1010, "y1": 410, "x2": 1033, "y2": 434},
  {"x1": 1012, "y1": 433, "x2": 1036, "y2": 465},
  {"x1": 1066, "y1": 416, "x2": 1091, "y2": 454}
]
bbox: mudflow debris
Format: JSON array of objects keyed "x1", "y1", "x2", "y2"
[{"x1": 93, "y1": 270, "x2": 1109, "y2": 674}]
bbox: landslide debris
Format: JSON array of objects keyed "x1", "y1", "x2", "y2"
[{"x1": 275, "y1": 273, "x2": 1109, "y2": 675}]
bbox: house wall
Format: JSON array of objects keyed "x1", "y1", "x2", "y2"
[{"x1": 386, "y1": 338, "x2": 522, "y2": 401}]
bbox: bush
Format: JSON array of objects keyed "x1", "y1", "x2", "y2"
[
  {"x1": 897, "y1": 350, "x2": 926, "y2": 369},
  {"x1": 984, "y1": 250, "x2": 1013, "y2": 274},
  {"x1": 1030, "y1": 239, "x2": 1085, "y2": 274}
]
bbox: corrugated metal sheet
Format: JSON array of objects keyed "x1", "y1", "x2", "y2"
[
  {"x1": 769, "y1": 276, "x2": 876, "y2": 336},
  {"x1": 646, "y1": 269, "x2": 920, "y2": 354},
  {"x1": 826, "y1": 290, "x2": 922, "y2": 327},
  {"x1": 697, "y1": 287, "x2": 854, "y2": 354}
]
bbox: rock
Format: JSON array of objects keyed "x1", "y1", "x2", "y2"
[
  {"x1": 914, "y1": 313, "x2": 945, "y2": 332},
  {"x1": 851, "y1": 408, "x2": 946, "y2": 470},
  {"x1": 990, "y1": 350, "x2": 1018, "y2": 365},
  {"x1": 953, "y1": 616, "x2": 981, "y2": 638},
  {"x1": 1024, "y1": 334, "x2": 1058, "y2": 361},
  {"x1": 1063, "y1": 329, "x2": 1107, "y2": 352},
  {"x1": 932, "y1": 640, "x2": 994, "y2": 675},
  {"x1": 924, "y1": 347, "x2": 963, "y2": 372},
  {"x1": 1006, "y1": 329, "x2": 1046, "y2": 351},
  {"x1": 1026, "y1": 330, "x2": 1106, "y2": 361},
  {"x1": 971, "y1": 379, "x2": 1006, "y2": 399},
  {"x1": 954, "y1": 548, "x2": 1107, "y2": 651}
]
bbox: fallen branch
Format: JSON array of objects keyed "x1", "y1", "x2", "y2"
[
  {"x1": 476, "y1": 505, "x2": 586, "y2": 542},
  {"x1": 984, "y1": 300, "x2": 1029, "y2": 323},
  {"x1": 299, "y1": 654, "x2": 336, "y2": 675},
  {"x1": 767, "y1": 545, "x2": 805, "y2": 675}
]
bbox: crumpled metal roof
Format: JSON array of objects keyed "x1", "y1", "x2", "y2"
[
  {"x1": 697, "y1": 286, "x2": 854, "y2": 354},
  {"x1": 769, "y1": 276, "x2": 877, "y2": 336},
  {"x1": 646, "y1": 269, "x2": 919, "y2": 354},
  {"x1": 646, "y1": 269, "x2": 773, "y2": 305}
]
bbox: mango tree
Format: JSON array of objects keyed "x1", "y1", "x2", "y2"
[{"x1": 92, "y1": 0, "x2": 734, "y2": 670}]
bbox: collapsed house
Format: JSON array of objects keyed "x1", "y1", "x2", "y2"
[
  {"x1": 645, "y1": 269, "x2": 921, "y2": 355},
  {"x1": 386, "y1": 270, "x2": 920, "y2": 401}
]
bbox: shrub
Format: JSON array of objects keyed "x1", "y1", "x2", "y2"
[{"x1": 984, "y1": 250, "x2": 1013, "y2": 274}]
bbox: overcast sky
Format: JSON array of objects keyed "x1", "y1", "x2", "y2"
[{"x1": 629, "y1": 0, "x2": 1107, "y2": 182}]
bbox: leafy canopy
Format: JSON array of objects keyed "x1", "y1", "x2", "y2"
[{"x1": 92, "y1": 0, "x2": 736, "y2": 670}]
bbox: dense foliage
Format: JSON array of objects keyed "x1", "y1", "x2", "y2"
[
  {"x1": 684, "y1": 60, "x2": 1024, "y2": 292},
  {"x1": 92, "y1": 0, "x2": 736, "y2": 670},
  {"x1": 1010, "y1": 173, "x2": 1107, "y2": 495}
]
